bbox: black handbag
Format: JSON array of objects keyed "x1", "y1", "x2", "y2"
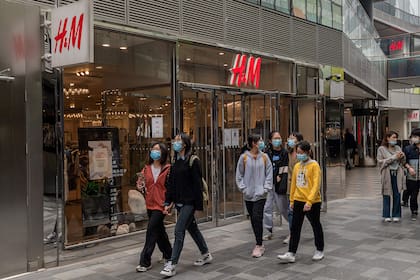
[{"x1": 275, "y1": 173, "x2": 288, "y2": 195}]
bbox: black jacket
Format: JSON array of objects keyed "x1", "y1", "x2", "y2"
[
  {"x1": 165, "y1": 155, "x2": 204, "y2": 211},
  {"x1": 266, "y1": 147, "x2": 289, "y2": 194}
]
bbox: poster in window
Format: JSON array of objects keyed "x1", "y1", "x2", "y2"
[
  {"x1": 151, "y1": 116, "x2": 163, "y2": 138},
  {"x1": 88, "y1": 140, "x2": 112, "y2": 180}
]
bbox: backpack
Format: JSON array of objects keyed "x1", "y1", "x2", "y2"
[
  {"x1": 243, "y1": 153, "x2": 268, "y2": 171},
  {"x1": 189, "y1": 155, "x2": 209, "y2": 205}
]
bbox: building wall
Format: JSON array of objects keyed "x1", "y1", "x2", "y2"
[
  {"x1": 388, "y1": 109, "x2": 408, "y2": 139},
  {"x1": 18, "y1": 0, "x2": 385, "y2": 97}
]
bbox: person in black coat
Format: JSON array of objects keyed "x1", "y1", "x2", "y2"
[
  {"x1": 160, "y1": 133, "x2": 213, "y2": 277},
  {"x1": 344, "y1": 129, "x2": 357, "y2": 169}
]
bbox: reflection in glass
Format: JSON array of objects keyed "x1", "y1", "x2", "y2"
[{"x1": 62, "y1": 29, "x2": 175, "y2": 246}]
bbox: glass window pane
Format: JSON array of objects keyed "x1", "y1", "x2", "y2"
[
  {"x1": 261, "y1": 0, "x2": 275, "y2": 9},
  {"x1": 320, "y1": 0, "x2": 332, "y2": 27},
  {"x1": 332, "y1": 3, "x2": 342, "y2": 30},
  {"x1": 274, "y1": 0, "x2": 290, "y2": 13},
  {"x1": 262, "y1": 0, "x2": 290, "y2": 14},
  {"x1": 293, "y1": 0, "x2": 306, "y2": 19},
  {"x1": 307, "y1": 0, "x2": 317, "y2": 22}
]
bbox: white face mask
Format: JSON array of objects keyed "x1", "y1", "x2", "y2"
[{"x1": 412, "y1": 137, "x2": 420, "y2": 145}]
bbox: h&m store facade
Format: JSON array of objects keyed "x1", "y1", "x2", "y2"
[{"x1": 0, "y1": 0, "x2": 384, "y2": 277}]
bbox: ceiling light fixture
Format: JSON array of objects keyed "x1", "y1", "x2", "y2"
[
  {"x1": 96, "y1": 66, "x2": 103, "y2": 69},
  {"x1": 70, "y1": 83, "x2": 75, "y2": 86},
  {"x1": 223, "y1": 63, "x2": 228, "y2": 67},
  {"x1": 120, "y1": 46, "x2": 127, "y2": 50},
  {"x1": 186, "y1": 57, "x2": 192, "y2": 61},
  {"x1": 219, "y1": 52, "x2": 225, "y2": 56}
]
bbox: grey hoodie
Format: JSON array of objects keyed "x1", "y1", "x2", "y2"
[{"x1": 236, "y1": 151, "x2": 273, "y2": 202}]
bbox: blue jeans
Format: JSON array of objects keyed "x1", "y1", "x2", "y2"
[
  {"x1": 170, "y1": 205, "x2": 208, "y2": 265},
  {"x1": 383, "y1": 172, "x2": 401, "y2": 218}
]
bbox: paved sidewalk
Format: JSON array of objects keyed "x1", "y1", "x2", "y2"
[{"x1": 7, "y1": 167, "x2": 420, "y2": 280}]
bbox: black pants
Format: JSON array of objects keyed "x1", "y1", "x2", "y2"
[
  {"x1": 405, "y1": 180, "x2": 420, "y2": 214},
  {"x1": 139, "y1": 210, "x2": 172, "y2": 267},
  {"x1": 245, "y1": 199, "x2": 266, "y2": 246},
  {"x1": 289, "y1": 201, "x2": 324, "y2": 254}
]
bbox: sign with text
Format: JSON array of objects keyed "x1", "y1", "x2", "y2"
[
  {"x1": 229, "y1": 54, "x2": 261, "y2": 88},
  {"x1": 408, "y1": 110, "x2": 420, "y2": 122},
  {"x1": 51, "y1": 0, "x2": 93, "y2": 67}
]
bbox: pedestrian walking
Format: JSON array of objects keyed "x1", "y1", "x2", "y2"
[
  {"x1": 236, "y1": 134, "x2": 273, "y2": 258},
  {"x1": 160, "y1": 133, "x2": 213, "y2": 277},
  {"x1": 403, "y1": 128, "x2": 420, "y2": 221},
  {"x1": 284, "y1": 131, "x2": 304, "y2": 244},
  {"x1": 262, "y1": 131, "x2": 289, "y2": 242},
  {"x1": 344, "y1": 128, "x2": 357, "y2": 169},
  {"x1": 278, "y1": 140, "x2": 324, "y2": 263},
  {"x1": 377, "y1": 131, "x2": 406, "y2": 223},
  {"x1": 136, "y1": 142, "x2": 172, "y2": 272}
]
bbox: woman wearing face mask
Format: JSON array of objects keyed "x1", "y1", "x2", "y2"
[
  {"x1": 377, "y1": 131, "x2": 406, "y2": 222},
  {"x1": 278, "y1": 140, "x2": 324, "y2": 263},
  {"x1": 403, "y1": 128, "x2": 420, "y2": 221},
  {"x1": 136, "y1": 142, "x2": 172, "y2": 272},
  {"x1": 160, "y1": 133, "x2": 212, "y2": 277},
  {"x1": 236, "y1": 134, "x2": 273, "y2": 258},
  {"x1": 262, "y1": 131, "x2": 289, "y2": 242},
  {"x1": 284, "y1": 132, "x2": 303, "y2": 244}
]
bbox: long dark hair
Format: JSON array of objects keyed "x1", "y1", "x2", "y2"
[
  {"x1": 291, "y1": 131, "x2": 303, "y2": 142},
  {"x1": 247, "y1": 134, "x2": 261, "y2": 150},
  {"x1": 381, "y1": 131, "x2": 398, "y2": 147},
  {"x1": 269, "y1": 130, "x2": 281, "y2": 140},
  {"x1": 148, "y1": 142, "x2": 168, "y2": 165},
  {"x1": 175, "y1": 132, "x2": 192, "y2": 157}
]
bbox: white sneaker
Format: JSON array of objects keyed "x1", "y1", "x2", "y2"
[
  {"x1": 263, "y1": 233, "x2": 273, "y2": 241},
  {"x1": 392, "y1": 217, "x2": 400, "y2": 222},
  {"x1": 194, "y1": 252, "x2": 213, "y2": 266},
  {"x1": 43, "y1": 232, "x2": 57, "y2": 244},
  {"x1": 312, "y1": 250, "x2": 324, "y2": 261},
  {"x1": 283, "y1": 235, "x2": 290, "y2": 244},
  {"x1": 384, "y1": 218, "x2": 392, "y2": 222},
  {"x1": 136, "y1": 264, "x2": 152, "y2": 272},
  {"x1": 277, "y1": 252, "x2": 295, "y2": 263},
  {"x1": 160, "y1": 262, "x2": 176, "y2": 277}
]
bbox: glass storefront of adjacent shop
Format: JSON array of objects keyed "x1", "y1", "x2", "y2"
[{"x1": 62, "y1": 29, "x2": 175, "y2": 246}]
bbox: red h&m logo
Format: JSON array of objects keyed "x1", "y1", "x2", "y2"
[
  {"x1": 229, "y1": 54, "x2": 261, "y2": 88},
  {"x1": 54, "y1": 13, "x2": 84, "y2": 54},
  {"x1": 389, "y1": 40, "x2": 403, "y2": 52}
]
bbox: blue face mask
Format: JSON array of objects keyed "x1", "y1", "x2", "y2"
[
  {"x1": 389, "y1": 140, "x2": 397, "y2": 146},
  {"x1": 172, "y1": 141, "x2": 183, "y2": 152},
  {"x1": 287, "y1": 139, "x2": 296, "y2": 148},
  {"x1": 297, "y1": 153, "x2": 308, "y2": 162},
  {"x1": 150, "y1": 150, "x2": 161, "y2": 161},
  {"x1": 258, "y1": 141, "x2": 265, "y2": 151},
  {"x1": 272, "y1": 139, "x2": 282, "y2": 148}
]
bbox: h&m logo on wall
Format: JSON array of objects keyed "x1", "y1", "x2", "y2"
[
  {"x1": 229, "y1": 54, "x2": 262, "y2": 88},
  {"x1": 51, "y1": 0, "x2": 93, "y2": 68}
]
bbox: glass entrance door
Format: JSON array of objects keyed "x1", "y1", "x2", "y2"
[{"x1": 180, "y1": 85, "x2": 284, "y2": 223}]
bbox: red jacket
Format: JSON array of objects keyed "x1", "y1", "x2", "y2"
[{"x1": 139, "y1": 164, "x2": 170, "y2": 212}]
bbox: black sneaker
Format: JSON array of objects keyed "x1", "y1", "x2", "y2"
[
  {"x1": 411, "y1": 213, "x2": 417, "y2": 221},
  {"x1": 402, "y1": 202, "x2": 409, "y2": 207}
]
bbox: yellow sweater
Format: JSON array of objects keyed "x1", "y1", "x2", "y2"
[{"x1": 290, "y1": 160, "x2": 321, "y2": 206}]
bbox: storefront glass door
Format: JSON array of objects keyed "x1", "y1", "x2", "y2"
[{"x1": 180, "y1": 85, "x2": 283, "y2": 223}]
